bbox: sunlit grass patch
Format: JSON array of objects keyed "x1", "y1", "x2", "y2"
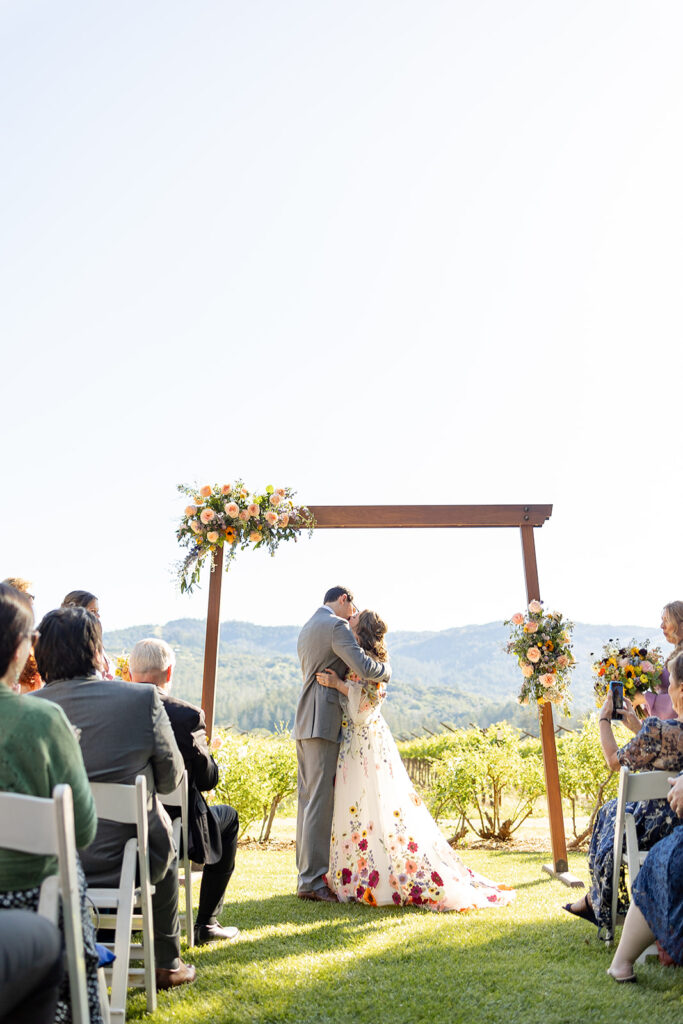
[{"x1": 125, "y1": 846, "x2": 682, "y2": 1024}]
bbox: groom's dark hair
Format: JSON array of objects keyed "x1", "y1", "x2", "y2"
[{"x1": 324, "y1": 585, "x2": 354, "y2": 605}]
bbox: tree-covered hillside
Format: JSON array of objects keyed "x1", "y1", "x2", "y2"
[{"x1": 103, "y1": 618, "x2": 665, "y2": 736}]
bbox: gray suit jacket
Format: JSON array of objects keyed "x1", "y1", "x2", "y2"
[
  {"x1": 32, "y1": 676, "x2": 184, "y2": 885},
  {"x1": 294, "y1": 606, "x2": 391, "y2": 742}
]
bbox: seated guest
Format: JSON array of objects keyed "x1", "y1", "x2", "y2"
[
  {"x1": 32, "y1": 607, "x2": 196, "y2": 989},
  {"x1": 0, "y1": 584, "x2": 101, "y2": 1022},
  {"x1": 608, "y1": 772, "x2": 683, "y2": 981},
  {"x1": 1, "y1": 577, "x2": 41, "y2": 692},
  {"x1": 642, "y1": 602, "x2": 683, "y2": 721},
  {"x1": 564, "y1": 651, "x2": 683, "y2": 936},
  {"x1": 0, "y1": 910, "x2": 63, "y2": 1024},
  {"x1": 61, "y1": 590, "x2": 114, "y2": 678},
  {"x1": 129, "y1": 639, "x2": 239, "y2": 945}
]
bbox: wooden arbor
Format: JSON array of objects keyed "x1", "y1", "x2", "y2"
[{"x1": 199, "y1": 503, "x2": 578, "y2": 883}]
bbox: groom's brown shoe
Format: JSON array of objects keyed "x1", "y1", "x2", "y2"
[{"x1": 297, "y1": 886, "x2": 338, "y2": 903}]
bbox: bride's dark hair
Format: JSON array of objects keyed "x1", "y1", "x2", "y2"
[{"x1": 356, "y1": 610, "x2": 388, "y2": 663}]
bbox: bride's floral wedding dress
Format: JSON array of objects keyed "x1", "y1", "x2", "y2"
[{"x1": 326, "y1": 683, "x2": 514, "y2": 911}]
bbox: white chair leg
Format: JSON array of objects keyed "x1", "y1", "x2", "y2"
[
  {"x1": 98, "y1": 967, "x2": 111, "y2": 1024},
  {"x1": 184, "y1": 860, "x2": 194, "y2": 948}
]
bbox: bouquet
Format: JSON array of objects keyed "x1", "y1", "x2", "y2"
[
  {"x1": 114, "y1": 653, "x2": 131, "y2": 682},
  {"x1": 592, "y1": 640, "x2": 664, "y2": 713},
  {"x1": 176, "y1": 480, "x2": 315, "y2": 593},
  {"x1": 505, "y1": 600, "x2": 575, "y2": 713}
]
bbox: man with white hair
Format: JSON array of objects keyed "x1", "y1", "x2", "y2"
[{"x1": 129, "y1": 638, "x2": 239, "y2": 946}]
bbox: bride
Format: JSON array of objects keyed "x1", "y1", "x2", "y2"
[{"x1": 316, "y1": 610, "x2": 514, "y2": 911}]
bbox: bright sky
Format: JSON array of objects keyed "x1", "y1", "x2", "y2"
[{"x1": 2, "y1": 1, "x2": 682, "y2": 634}]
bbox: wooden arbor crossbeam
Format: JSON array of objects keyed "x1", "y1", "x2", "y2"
[
  {"x1": 308, "y1": 504, "x2": 552, "y2": 528},
  {"x1": 200, "y1": 501, "x2": 577, "y2": 883}
]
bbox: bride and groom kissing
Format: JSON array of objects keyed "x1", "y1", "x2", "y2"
[{"x1": 294, "y1": 586, "x2": 514, "y2": 911}]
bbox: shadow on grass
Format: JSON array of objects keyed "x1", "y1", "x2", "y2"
[{"x1": 125, "y1": 888, "x2": 683, "y2": 1024}]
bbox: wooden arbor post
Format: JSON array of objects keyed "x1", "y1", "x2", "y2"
[{"x1": 199, "y1": 502, "x2": 576, "y2": 882}]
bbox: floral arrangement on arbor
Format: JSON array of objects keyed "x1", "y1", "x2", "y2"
[
  {"x1": 176, "y1": 480, "x2": 315, "y2": 594},
  {"x1": 592, "y1": 640, "x2": 664, "y2": 711},
  {"x1": 505, "y1": 600, "x2": 575, "y2": 712}
]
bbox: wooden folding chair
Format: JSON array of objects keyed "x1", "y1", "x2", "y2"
[
  {"x1": 88, "y1": 776, "x2": 156, "y2": 1024},
  {"x1": 608, "y1": 765, "x2": 672, "y2": 953},
  {"x1": 161, "y1": 769, "x2": 194, "y2": 948},
  {"x1": 0, "y1": 784, "x2": 91, "y2": 1024}
]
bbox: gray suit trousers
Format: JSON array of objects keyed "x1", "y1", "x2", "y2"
[{"x1": 295, "y1": 738, "x2": 340, "y2": 892}]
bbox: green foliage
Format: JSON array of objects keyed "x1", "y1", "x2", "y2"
[
  {"x1": 396, "y1": 733, "x2": 462, "y2": 760},
  {"x1": 557, "y1": 714, "x2": 631, "y2": 843},
  {"x1": 428, "y1": 723, "x2": 546, "y2": 840},
  {"x1": 211, "y1": 728, "x2": 298, "y2": 840}
]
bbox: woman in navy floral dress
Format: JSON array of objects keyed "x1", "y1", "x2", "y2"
[{"x1": 566, "y1": 651, "x2": 683, "y2": 937}]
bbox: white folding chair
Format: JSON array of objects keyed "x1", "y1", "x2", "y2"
[
  {"x1": 88, "y1": 776, "x2": 156, "y2": 1024},
  {"x1": 161, "y1": 770, "x2": 194, "y2": 948},
  {"x1": 0, "y1": 784, "x2": 91, "y2": 1024},
  {"x1": 608, "y1": 766, "x2": 673, "y2": 954}
]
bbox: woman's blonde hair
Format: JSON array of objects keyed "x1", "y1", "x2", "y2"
[
  {"x1": 663, "y1": 601, "x2": 683, "y2": 667},
  {"x1": 356, "y1": 610, "x2": 388, "y2": 663}
]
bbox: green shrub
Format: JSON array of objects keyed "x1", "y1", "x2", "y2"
[
  {"x1": 429, "y1": 723, "x2": 546, "y2": 841},
  {"x1": 556, "y1": 714, "x2": 631, "y2": 846},
  {"x1": 211, "y1": 728, "x2": 298, "y2": 840}
]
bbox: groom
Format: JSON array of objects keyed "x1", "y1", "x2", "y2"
[{"x1": 294, "y1": 585, "x2": 391, "y2": 901}]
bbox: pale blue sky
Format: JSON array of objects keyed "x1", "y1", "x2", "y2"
[{"x1": 2, "y1": 1, "x2": 682, "y2": 633}]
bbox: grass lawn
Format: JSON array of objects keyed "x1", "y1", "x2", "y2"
[{"x1": 125, "y1": 842, "x2": 682, "y2": 1024}]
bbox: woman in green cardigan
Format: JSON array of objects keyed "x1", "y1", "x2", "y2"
[{"x1": 0, "y1": 583, "x2": 102, "y2": 1024}]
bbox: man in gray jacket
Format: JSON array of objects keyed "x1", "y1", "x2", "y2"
[
  {"x1": 294, "y1": 586, "x2": 391, "y2": 901},
  {"x1": 32, "y1": 606, "x2": 195, "y2": 989}
]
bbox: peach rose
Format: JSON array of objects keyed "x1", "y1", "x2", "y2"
[
  {"x1": 248, "y1": 503, "x2": 259, "y2": 517},
  {"x1": 279, "y1": 513, "x2": 289, "y2": 528},
  {"x1": 556, "y1": 655, "x2": 569, "y2": 669},
  {"x1": 518, "y1": 695, "x2": 530, "y2": 706},
  {"x1": 524, "y1": 620, "x2": 539, "y2": 633},
  {"x1": 225, "y1": 502, "x2": 239, "y2": 518},
  {"x1": 206, "y1": 531, "x2": 219, "y2": 543},
  {"x1": 276, "y1": 488, "x2": 286, "y2": 496},
  {"x1": 527, "y1": 647, "x2": 541, "y2": 663},
  {"x1": 265, "y1": 511, "x2": 278, "y2": 526},
  {"x1": 200, "y1": 508, "x2": 215, "y2": 524},
  {"x1": 189, "y1": 520, "x2": 202, "y2": 534},
  {"x1": 269, "y1": 493, "x2": 281, "y2": 507},
  {"x1": 239, "y1": 509, "x2": 250, "y2": 521},
  {"x1": 249, "y1": 531, "x2": 261, "y2": 543},
  {"x1": 521, "y1": 662, "x2": 533, "y2": 678},
  {"x1": 199, "y1": 485, "x2": 212, "y2": 498},
  {"x1": 540, "y1": 673, "x2": 556, "y2": 688},
  {"x1": 511, "y1": 613, "x2": 524, "y2": 625},
  {"x1": 221, "y1": 484, "x2": 232, "y2": 495},
  {"x1": 184, "y1": 505, "x2": 197, "y2": 517},
  {"x1": 528, "y1": 600, "x2": 542, "y2": 614},
  {"x1": 641, "y1": 660, "x2": 654, "y2": 673}
]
